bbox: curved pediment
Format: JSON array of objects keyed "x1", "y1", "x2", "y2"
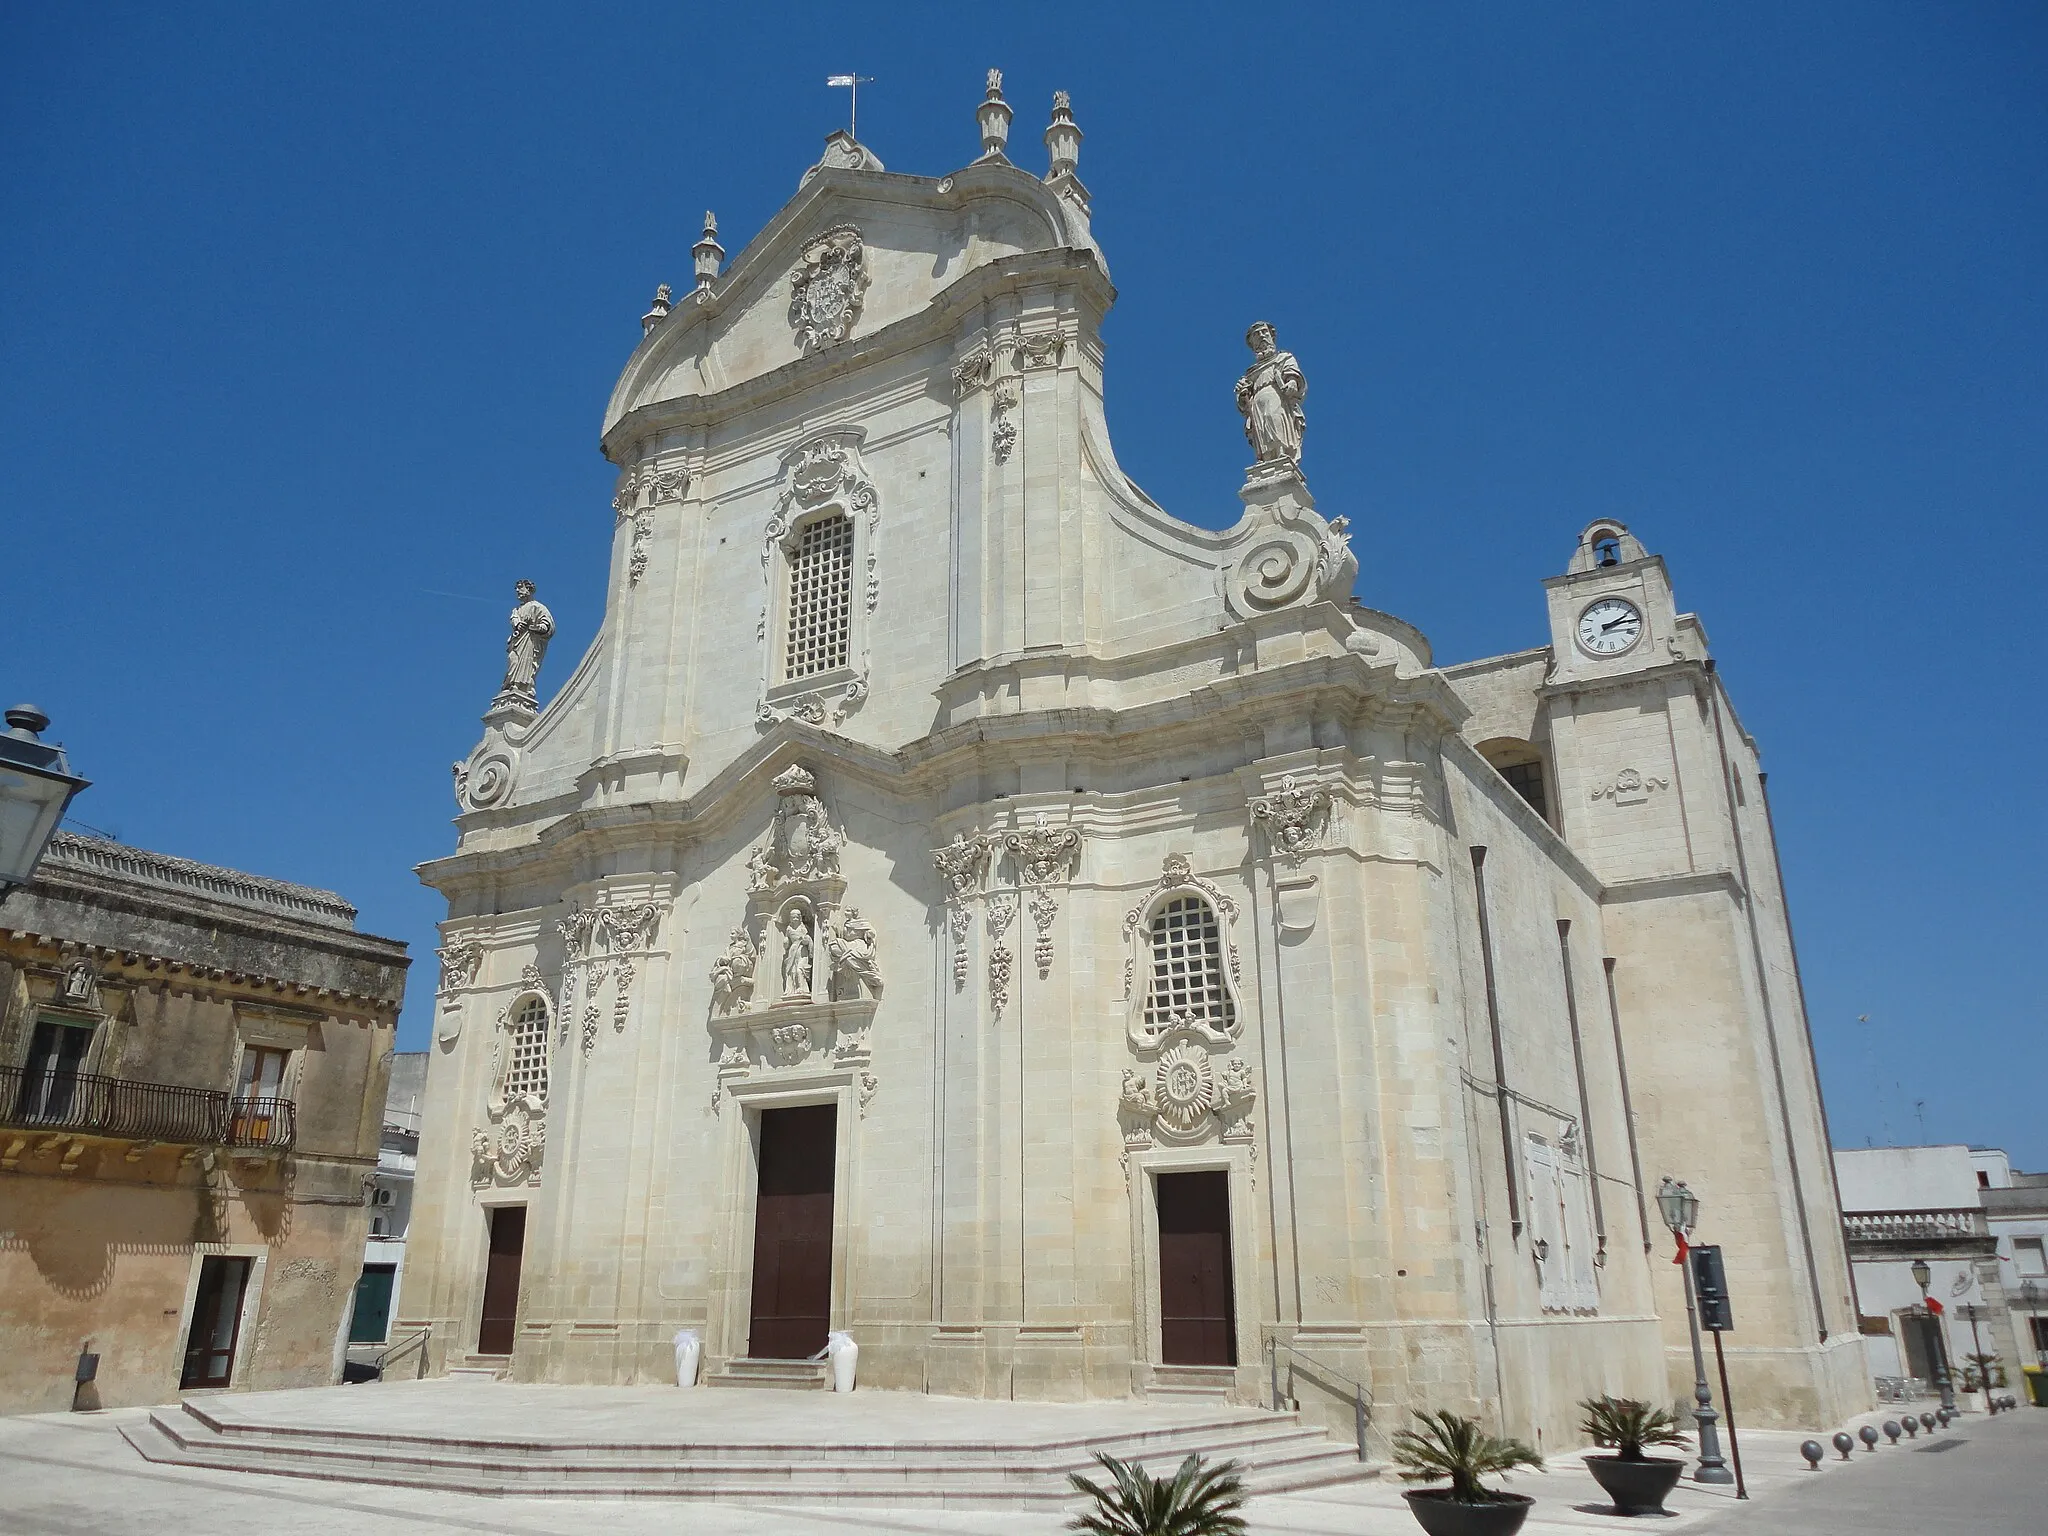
[{"x1": 602, "y1": 159, "x2": 1100, "y2": 442}]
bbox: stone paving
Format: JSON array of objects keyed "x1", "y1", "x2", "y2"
[{"x1": 0, "y1": 1391, "x2": 2039, "y2": 1535}]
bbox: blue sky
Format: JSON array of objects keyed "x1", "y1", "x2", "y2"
[{"x1": 4, "y1": 5, "x2": 2043, "y2": 1164}]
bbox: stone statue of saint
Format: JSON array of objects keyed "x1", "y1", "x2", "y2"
[
  {"x1": 827, "y1": 908, "x2": 882, "y2": 1000},
  {"x1": 779, "y1": 908, "x2": 814, "y2": 1000},
  {"x1": 497, "y1": 580, "x2": 555, "y2": 705},
  {"x1": 1234, "y1": 322, "x2": 1307, "y2": 466}
]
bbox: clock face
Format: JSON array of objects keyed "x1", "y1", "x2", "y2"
[{"x1": 1577, "y1": 597, "x2": 1643, "y2": 656}]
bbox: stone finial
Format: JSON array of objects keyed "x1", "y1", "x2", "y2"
[
  {"x1": 977, "y1": 68, "x2": 1012, "y2": 160},
  {"x1": 1045, "y1": 90, "x2": 1081, "y2": 181},
  {"x1": 693, "y1": 211, "x2": 724, "y2": 292},
  {"x1": 640, "y1": 283, "x2": 673, "y2": 335}
]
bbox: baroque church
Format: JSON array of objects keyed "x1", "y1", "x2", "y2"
[{"x1": 406, "y1": 76, "x2": 1867, "y2": 1444}]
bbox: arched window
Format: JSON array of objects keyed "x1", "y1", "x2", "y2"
[
  {"x1": 1145, "y1": 895, "x2": 1235, "y2": 1032},
  {"x1": 784, "y1": 512, "x2": 854, "y2": 681},
  {"x1": 502, "y1": 996, "x2": 549, "y2": 1105}
]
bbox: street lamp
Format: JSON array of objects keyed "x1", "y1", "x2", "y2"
[
  {"x1": 1657, "y1": 1177, "x2": 1733, "y2": 1485},
  {"x1": 1909, "y1": 1258, "x2": 1957, "y2": 1413},
  {"x1": 0, "y1": 706, "x2": 88, "y2": 900}
]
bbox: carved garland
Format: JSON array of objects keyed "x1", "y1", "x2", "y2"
[
  {"x1": 931, "y1": 832, "x2": 994, "y2": 990},
  {"x1": 557, "y1": 899, "x2": 665, "y2": 1056},
  {"x1": 612, "y1": 462, "x2": 689, "y2": 588},
  {"x1": 435, "y1": 940, "x2": 484, "y2": 1038},
  {"x1": 1006, "y1": 815, "x2": 1081, "y2": 978}
]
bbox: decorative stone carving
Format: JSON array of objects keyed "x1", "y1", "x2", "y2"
[
  {"x1": 988, "y1": 942, "x2": 1014, "y2": 1020},
  {"x1": 1235, "y1": 322, "x2": 1306, "y2": 467},
  {"x1": 932, "y1": 831, "x2": 994, "y2": 900},
  {"x1": 952, "y1": 344, "x2": 995, "y2": 398},
  {"x1": 769, "y1": 1022, "x2": 811, "y2": 1065},
  {"x1": 1027, "y1": 888, "x2": 1059, "y2": 977},
  {"x1": 859, "y1": 1069, "x2": 880, "y2": 1116},
  {"x1": 59, "y1": 958, "x2": 100, "y2": 1009},
  {"x1": 435, "y1": 940, "x2": 485, "y2": 1039},
  {"x1": 558, "y1": 897, "x2": 666, "y2": 1055},
  {"x1": 770, "y1": 765, "x2": 844, "y2": 880},
  {"x1": 991, "y1": 376, "x2": 1020, "y2": 462},
  {"x1": 494, "y1": 580, "x2": 555, "y2": 709},
  {"x1": 1117, "y1": 1035, "x2": 1258, "y2": 1154},
  {"x1": 1248, "y1": 775, "x2": 1332, "y2": 862},
  {"x1": 826, "y1": 908, "x2": 882, "y2": 1000},
  {"x1": 710, "y1": 928, "x2": 757, "y2": 1014},
  {"x1": 474, "y1": 992, "x2": 550, "y2": 1188},
  {"x1": 1007, "y1": 814, "x2": 1082, "y2": 886},
  {"x1": 1220, "y1": 462, "x2": 1355, "y2": 625},
  {"x1": 1590, "y1": 767, "x2": 1670, "y2": 805},
  {"x1": 1015, "y1": 331, "x2": 1064, "y2": 370},
  {"x1": 788, "y1": 225, "x2": 868, "y2": 353}
]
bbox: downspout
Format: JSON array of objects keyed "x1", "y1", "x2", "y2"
[{"x1": 1468, "y1": 847, "x2": 1520, "y2": 1237}]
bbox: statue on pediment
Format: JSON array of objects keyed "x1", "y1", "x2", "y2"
[
  {"x1": 495, "y1": 580, "x2": 555, "y2": 707},
  {"x1": 1234, "y1": 322, "x2": 1306, "y2": 467}
]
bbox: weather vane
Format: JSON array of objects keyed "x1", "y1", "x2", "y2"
[{"x1": 826, "y1": 73, "x2": 875, "y2": 141}]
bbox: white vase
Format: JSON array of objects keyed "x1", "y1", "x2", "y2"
[
  {"x1": 672, "y1": 1329, "x2": 702, "y2": 1387},
  {"x1": 824, "y1": 1330, "x2": 857, "y2": 1393}
]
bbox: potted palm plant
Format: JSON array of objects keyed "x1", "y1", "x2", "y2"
[
  {"x1": 1577, "y1": 1396, "x2": 1690, "y2": 1516},
  {"x1": 1066, "y1": 1451, "x2": 1249, "y2": 1536},
  {"x1": 1392, "y1": 1409, "x2": 1545, "y2": 1536}
]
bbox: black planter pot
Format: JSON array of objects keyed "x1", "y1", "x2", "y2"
[
  {"x1": 1402, "y1": 1489, "x2": 1536, "y2": 1536},
  {"x1": 1584, "y1": 1454, "x2": 1686, "y2": 1516}
]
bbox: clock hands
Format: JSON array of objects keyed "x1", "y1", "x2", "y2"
[{"x1": 1600, "y1": 614, "x2": 1637, "y2": 632}]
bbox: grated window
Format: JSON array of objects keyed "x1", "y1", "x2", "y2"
[
  {"x1": 784, "y1": 513, "x2": 854, "y2": 680},
  {"x1": 1144, "y1": 895, "x2": 1234, "y2": 1031},
  {"x1": 505, "y1": 996, "x2": 549, "y2": 1104}
]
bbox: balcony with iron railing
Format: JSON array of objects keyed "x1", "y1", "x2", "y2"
[
  {"x1": 1, "y1": 1064, "x2": 295, "y2": 1153},
  {"x1": 1842, "y1": 1207, "x2": 1993, "y2": 1255}
]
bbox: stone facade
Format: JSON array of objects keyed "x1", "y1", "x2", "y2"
[
  {"x1": 405, "y1": 87, "x2": 1865, "y2": 1445},
  {"x1": 0, "y1": 834, "x2": 409, "y2": 1414}
]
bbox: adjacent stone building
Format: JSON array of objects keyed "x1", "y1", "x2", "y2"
[
  {"x1": 0, "y1": 833, "x2": 408, "y2": 1414},
  {"x1": 405, "y1": 80, "x2": 1865, "y2": 1443}
]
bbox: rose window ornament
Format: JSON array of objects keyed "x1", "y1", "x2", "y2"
[{"x1": 1153, "y1": 1039, "x2": 1216, "y2": 1135}]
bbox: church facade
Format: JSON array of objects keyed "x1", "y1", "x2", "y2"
[{"x1": 404, "y1": 79, "x2": 1867, "y2": 1443}]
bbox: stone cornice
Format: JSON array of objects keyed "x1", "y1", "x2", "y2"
[
  {"x1": 417, "y1": 653, "x2": 1470, "y2": 898},
  {"x1": 0, "y1": 926, "x2": 403, "y2": 1016},
  {"x1": 601, "y1": 248, "x2": 1113, "y2": 463},
  {"x1": 1537, "y1": 655, "x2": 1709, "y2": 702},
  {"x1": 1598, "y1": 868, "x2": 1745, "y2": 906}
]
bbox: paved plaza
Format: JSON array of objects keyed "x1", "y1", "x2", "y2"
[{"x1": 1, "y1": 1389, "x2": 2041, "y2": 1535}]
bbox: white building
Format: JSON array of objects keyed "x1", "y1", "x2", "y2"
[
  {"x1": 1971, "y1": 1148, "x2": 2048, "y2": 1372},
  {"x1": 1834, "y1": 1143, "x2": 2027, "y2": 1403},
  {"x1": 402, "y1": 79, "x2": 1865, "y2": 1442}
]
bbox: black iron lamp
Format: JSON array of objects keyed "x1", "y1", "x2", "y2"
[{"x1": 0, "y1": 706, "x2": 88, "y2": 898}]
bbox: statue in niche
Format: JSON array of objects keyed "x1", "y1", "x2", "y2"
[
  {"x1": 779, "y1": 907, "x2": 814, "y2": 1001},
  {"x1": 1234, "y1": 321, "x2": 1307, "y2": 466},
  {"x1": 496, "y1": 579, "x2": 555, "y2": 706},
  {"x1": 827, "y1": 908, "x2": 882, "y2": 1000}
]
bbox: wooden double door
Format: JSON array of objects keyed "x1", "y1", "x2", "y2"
[{"x1": 748, "y1": 1104, "x2": 837, "y2": 1359}]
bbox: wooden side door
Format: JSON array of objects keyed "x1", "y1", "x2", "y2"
[
  {"x1": 180, "y1": 1255, "x2": 252, "y2": 1388},
  {"x1": 1157, "y1": 1170, "x2": 1237, "y2": 1366},
  {"x1": 748, "y1": 1103, "x2": 836, "y2": 1359},
  {"x1": 477, "y1": 1205, "x2": 526, "y2": 1356}
]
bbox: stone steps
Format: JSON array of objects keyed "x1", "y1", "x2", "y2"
[
  {"x1": 1145, "y1": 1365, "x2": 1240, "y2": 1402},
  {"x1": 121, "y1": 1395, "x2": 1378, "y2": 1504},
  {"x1": 704, "y1": 1356, "x2": 831, "y2": 1390}
]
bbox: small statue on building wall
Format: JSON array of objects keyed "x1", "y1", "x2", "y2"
[
  {"x1": 495, "y1": 579, "x2": 555, "y2": 708},
  {"x1": 709, "y1": 927, "x2": 757, "y2": 1013},
  {"x1": 1234, "y1": 321, "x2": 1307, "y2": 467},
  {"x1": 827, "y1": 908, "x2": 883, "y2": 1000},
  {"x1": 779, "y1": 907, "x2": 814, "y2": 1001}
]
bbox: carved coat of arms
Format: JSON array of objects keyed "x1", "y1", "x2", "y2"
[{"x1": 789, "y1": 226, "x2": 867, "y2": 353}]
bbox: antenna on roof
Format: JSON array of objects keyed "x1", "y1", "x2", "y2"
[{"x1": 826, "y1": 74, "x2": 876, "y2": 142}]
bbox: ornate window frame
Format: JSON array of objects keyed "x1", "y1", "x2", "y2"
[
  {"x1": 474, "y1": 986, "x2": 551, "y2": 1188},
  {"x1": 758, "y1": 428, "x2": 879, "y2": 728},
  {"x1": 1122, "y1": 854, "x2": 1247, "y2": 1052}
]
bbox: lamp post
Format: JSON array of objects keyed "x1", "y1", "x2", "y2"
[
  {"x1": 1657, "y1": 1177, "x2": 1733, "y2": 1484},
  {"x1": 0, "y1": 706, "x2": 88, "y2": 901},
  {"x1": 1909, "y1": 1258, "x2": 1957, "y2": 1413}
]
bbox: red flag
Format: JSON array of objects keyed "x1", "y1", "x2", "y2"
[
  {"x1": 1673, "y1": 1231, "x2": 1689, "y2": 1266},
  {"x1": 1927, "y1": 1296, "x2": 1944, "y2": 1316}
]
